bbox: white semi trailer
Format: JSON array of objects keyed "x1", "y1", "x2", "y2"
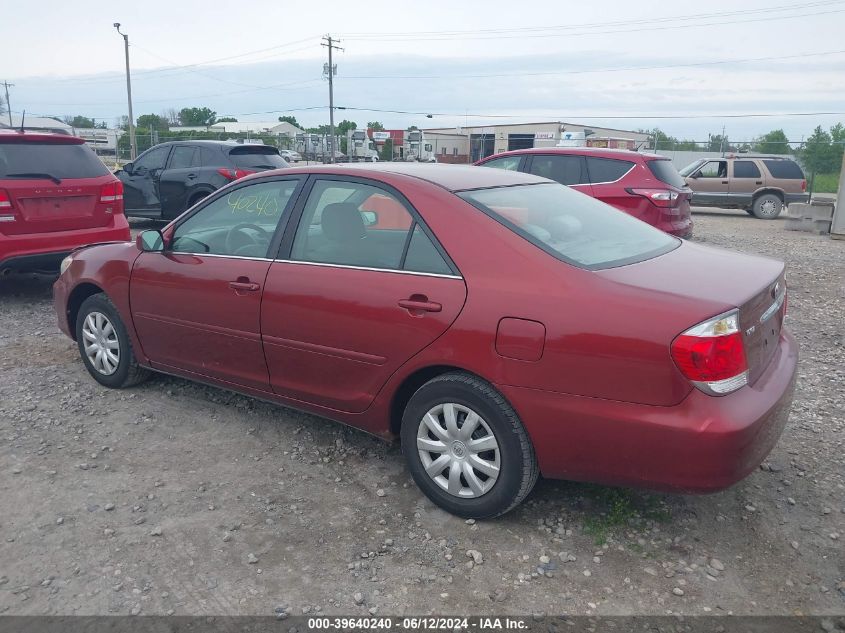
[
  {"x1": 403, "y1": 129, "x2": 434, "y2": 162},
  {"x1": 347, "y1": 129, "x2": 379, "y2": 162}
]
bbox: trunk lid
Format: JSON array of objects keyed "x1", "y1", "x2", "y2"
[
  {"x1": 597, "y1": 240, "x2": 785, "y2": 383},
  {"x1": 0, "y1": 176, "x2": 115, "y2": 235}
]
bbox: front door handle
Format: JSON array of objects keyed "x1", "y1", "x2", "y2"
[
  {"x1": 399, "y1": 296, "x2": 442, "y2": 313},
  {"x1": 755, "y1": 180, "x2": 763, "y2": 185},
  {"x1": 186, "y1": 173, "x2": 197, "y2": 180},
  {"x1": 229, "y1": 278, "x2": 260, "y2": 292},
  {"x1": 721, "y1": 180, "x2": 729, "y2": 184}
]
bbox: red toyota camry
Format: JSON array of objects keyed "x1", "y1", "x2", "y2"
[{"x1": 53, "y1": 164, "x2": 796, "y2": 518}]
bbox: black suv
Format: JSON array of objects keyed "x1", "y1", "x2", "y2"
[{"x1": 117, "y1": 141, "x2": 289, "y2": 220}]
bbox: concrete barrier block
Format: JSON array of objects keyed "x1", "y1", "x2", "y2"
[
  {"x1": 809, "y1": 205, "x2": 835, "y2": 221},
  {"x1": 811, "y1": 219, "x2": 832, "y2": 235},
  {"x1": 788, "y1": 203, "x2": 811, "y2": 218}
]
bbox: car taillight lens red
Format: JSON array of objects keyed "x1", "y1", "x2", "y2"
[
  {"x1": 217, "y1": 168, "x2": 255, "y2": 180},
  {"x1": 626, "y1": 188, "x2": 680, "y2": 208},
  {"x1": 671, "y1": 310, "x2": 748, "y2": 395},
  {"x1": 0, "y1": 188, "x2": 12, "y2": 209},
  {"x1": 100, "y1": 181, "x2": 124, "y2": 203},
  {"x1": 801, "y1": 179, "x2": 807, "y2": 192}
]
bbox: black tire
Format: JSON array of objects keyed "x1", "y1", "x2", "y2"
[
  {"x1": 751, "y1": 193, "x2": 784, "y2": 219},
  {"x1": 75, "y1": 293, "x2": 151, "y2": 389},
  {"x1": 400, "y1": 372, "x2": 539, "y2": 519}
]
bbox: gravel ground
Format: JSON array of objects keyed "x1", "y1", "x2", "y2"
[{"x1": 0, "y1": 209, "x2": 842, "y2": 617}]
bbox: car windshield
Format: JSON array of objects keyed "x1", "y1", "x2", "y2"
[
  {"x1": 647, "y1": 159, "x2": 687, "y2": 188},
  {"x1": 459, "y1": 183, "x2": 679, "y2": 270},
  {"x1": 0, "y1": 142, "x2": 110, "y2": 179},
  {"x1": 678, "y1": 160, "x2": 705, "y2": 177},
  {"x1": 227, "y1": 147, "x2": 288, "y2": 169}
]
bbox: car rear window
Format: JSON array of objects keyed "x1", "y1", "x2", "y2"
[
  {"x1": 0, "y1": 141, "x2": 110, "y2": 179},
  {"x1": 227, "y1": 146, "x2": 288, "y2": 169},
  {"x1": 646, "y1": 159, "x2": 686, "y2": 188},
  {"x1": 762, "y1": 159, "x2": 804, "y2": 179},
  {"x1": 459, "y1": 183, "x2": 678, "y2": 270},
  {"x1": 585, "y1": 157, "x2": 634, "y2": 183}
]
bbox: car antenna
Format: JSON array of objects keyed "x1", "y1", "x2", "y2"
[{"x1": 19, "y1": 110, "x2": 25, "y2": 133}]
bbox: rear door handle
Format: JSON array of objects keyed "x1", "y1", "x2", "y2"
[
  {"x1": 721, "y1": 180, "x2": 729, "y2": 184},
  {"x1": 399, "y1": 298, "x2": 442, "y2": 313},
  {"x1": 755, "y1": 180, "x2": 763, "y2": 185},
  {"x1": 229, "y1": 279, "x2": 260, "y2": 292}
]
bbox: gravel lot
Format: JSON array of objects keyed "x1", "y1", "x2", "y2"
[{"x1": 0, "y1": 209, "x2": 842, "y2": 617}]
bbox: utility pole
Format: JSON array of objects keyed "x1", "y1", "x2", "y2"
[
  {"x1": 114, "y1": 23, "x2": 137, "y2": 160},
  {"x1": 322, "y1": 35, "x2": 343, "y2": 163},
  {"x1": 2, "y1": 81, "x2": 13, "y2": 127}
]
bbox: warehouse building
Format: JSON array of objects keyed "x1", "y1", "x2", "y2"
[{"x1": 425, "y1": 121, "x2": 650, "y2": 162}]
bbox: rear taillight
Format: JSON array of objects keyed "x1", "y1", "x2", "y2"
[
  {"x1": 801, "y1": 179, "x2": 807, "y2": 192},
  {"x1": 626, "y1": 188, "x2": 680, "y2": 208},
  {"x1": 217, "y1": 168, "x2": 255, "y2": 181},
  {"x1": 100, "y1": 180, "x2": 124, "y2": 203},
  {"x1": 0, "y1": 188, "x2": 13, "y2": 222},
  {"x1": 671, "y1": 310, "x2": 748, "y2": 396}
]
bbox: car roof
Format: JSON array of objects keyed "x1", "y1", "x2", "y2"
[
  {"x1": 272, "y1": 163, "x2": 550, "y2": 192},
  {"x1": 0, "y1": 130, "x2": 85, "y2": 144},
  {"x1": 482, "y1": 147, "x2": 663, "y2": 161}
]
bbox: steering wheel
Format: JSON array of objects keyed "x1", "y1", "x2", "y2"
[{"x1": 225, "y1": 223, "x2": 270, "y2": 255}]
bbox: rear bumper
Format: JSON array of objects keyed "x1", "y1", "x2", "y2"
[
  {"x1": 0, "y1": 219, "x2": 130, "y2": 272},
  {"x1": 784, "y1": 193, "x2": 810, "y2": 205},
  {"x1": 502, "y1": 328, "x2": 798, "y2": 493}
]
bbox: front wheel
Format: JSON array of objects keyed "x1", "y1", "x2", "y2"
[
  {"x1": 752, "y1": 193, "x2": 784, "y2": 219},
  {"x1": 76, "y1": 293, "x2": 150, "y2": 389},
  {"x1": 401, "y1": 372, "x2": 538, "y2": 519}
]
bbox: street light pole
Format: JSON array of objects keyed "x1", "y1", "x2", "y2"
[{"x1": 114, "y1": 23, "x2": 137, "y2": 161}]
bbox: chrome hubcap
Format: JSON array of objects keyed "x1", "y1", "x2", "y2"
[
  {"x1": 82, "y1": 311, "x2": 120, "y2": 376},
  {"x1": 417, "y1": 403, "x2": 501, "y2": 498},
  {"x1": 760, "y1": 199, "x2": 780, "y2": 216}
]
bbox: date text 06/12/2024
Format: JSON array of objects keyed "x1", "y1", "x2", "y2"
[{"x1": 305, "y1": 617, "x2": 528, "y2": 630}]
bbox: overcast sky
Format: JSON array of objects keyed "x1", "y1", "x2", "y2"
[{"x1": 5, "y1": 0, "x2": 845, "y2": 142}]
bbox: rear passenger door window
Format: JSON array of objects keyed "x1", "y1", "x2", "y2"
[
  {"x1": 290, "y1": 179, "x2": 453, "y2": 274},
  {"x1": 585, "y1": 157, "x2": 635, "y2": 184},
  {"x1": 732, "y1": 161, "x2": 761, "y2": 179},
  {"x1": 168, "y1": 146, "x2": 200, "y2": 170},
  {"x1": 527, "y1": 155, "x2": 587, "y2": 186}
]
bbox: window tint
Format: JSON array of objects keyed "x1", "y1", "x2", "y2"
[
  {"x1": 646, "y1": 159, "x2": 686, "y2": 188},
  {"x1": 763, "y1": 160, "x2": 804, "y2": 179},
  {"x1": 227, "y1": 147, "x2": 288, "y2": 169},
  {"x1": 199, "y1": 145, "x2": 222, "y2": 167},
  {"x1": 695, "y1": 160, "x2": 727, "y2": 178},
  {"x1": 0, "y1": 142, "x2": 110, "y2": 179},
  {"x1": 585, "y1": 157, "x2": 634, "y2": 183},
  {"x1": 528, "y1": 155, "x2": 586, "y2": 185},
  {"x1": 133, "y1": 145, "x2": 170, "y2": 171},
  {"x1": 459, "y1": 183, "x2": 678, "y2": 270},
  {"x1": 171, "y1": 179, "x2": 300, "y2": 257},
  {"x1": 404, "y1": 225, "x2": 451, "y2": 275},
  {"x1": 168, "y1": 146, "x2": 200, "y2": 170},
  {"x1": 481, "y1": 156, "x2": 522, "y2": 171},
  {"x1": 732, "y1": 161, "x2": 761, "y2": 178},
  {"x1": 292, "y1": 180, "x2": 417, "y2": 270}
]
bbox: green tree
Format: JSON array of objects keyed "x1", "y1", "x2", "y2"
[
  {"x1": 179, "y1": 106, "x2": 217, "y2": 126},
  {"x1": 136, "y1": 114, "x2": 169, "y2": 131},
  {"x1": 307, "y1": 124, "x2": 331, "y2": 134},
  {"x1": 708, "y1": 133, "x2": 731, "y2": 153},
  {"x1": 675, "y1": 139, "x2": 699, "y2": 151},
  {"x1": 368, "y1": 121, "x2": 385, "y2": 131},
  {"x1": 278, "y1": 115, "x2": 301, "y2": 128},
  {"x1": 645, "y1": 128, "x2": 679, "y2": 150},
  {"x1": 379, "y1": 138, "x2": 393, "y2": 161},
  {"x1": 64, "y1": 115, "x2": 96, "y2": 128},
  {"x1": 217, "y1": 117, "x2": 238, "y2": 123},
  {"x1": 800, "y1": 125, "x2": 839, "y2": 175},
  {"x1": 753, "y1": 129, "x2": 790, "y2": 154}
]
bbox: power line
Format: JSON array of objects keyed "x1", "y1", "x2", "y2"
[
  {"x1": 2, "y1": 80, "x2": 13, "y2": 127},
  {"x1": 343, "y1": 6, "x2": 845, "y2": 41},
  {"x1": 342, "y1": 0, "x2": 842, "y2": 36},
  {"x1": 343, "y1": 49, "x2": 845, "y2": 81}
]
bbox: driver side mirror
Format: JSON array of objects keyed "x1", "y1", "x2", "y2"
[
  {"x1": 121, "y1": 162, "x2": 134, "y2": 175},
  {"x1": 137, "y1": 229, "x2": 165, "y2": 252}
]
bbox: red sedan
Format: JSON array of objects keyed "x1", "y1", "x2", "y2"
[
  {"x1": 476, "y1": 147, "x2": 693, "y2": 238},
  {"x1": 53, "y1": 164, "x2": 796, "y2": 518}
]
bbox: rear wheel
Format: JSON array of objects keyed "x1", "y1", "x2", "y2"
[
  {"x1": 751, "y1": 193, "x2": 784, "y2": 219},
  {"x1": 75, "y1": 293, "x2": 150, "y2": 389},
  {"x1": 401, "y1": 372, "x2": 538, "y2": 518}
]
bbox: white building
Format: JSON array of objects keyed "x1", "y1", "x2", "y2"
[{"x1": 170, "y1": 120, "x2": 303, "y2": 137}]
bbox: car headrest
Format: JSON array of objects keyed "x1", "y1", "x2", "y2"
[{"x1": 321, "y1": 202, "x2": 366, "y2": 243}]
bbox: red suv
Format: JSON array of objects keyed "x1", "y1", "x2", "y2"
[
  {"x1": 0, "y1": 131, "x2": 129, "y2": 274},
  {"x1": 476, "y1": 147, "x2": 693, "y2": 238}
]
